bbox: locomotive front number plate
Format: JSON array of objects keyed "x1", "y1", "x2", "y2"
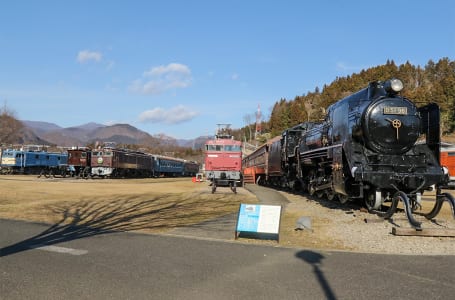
[{"x1": 383, "y1": 106, "x2": 407, "y2": 115}]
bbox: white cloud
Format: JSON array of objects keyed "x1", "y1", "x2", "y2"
[
  {"x1": 104, "y1": 120, "x2": 119, "y2": 126},
  {"x1": 138, "y1": 105, "x2": 198, "y2": 124},
  {"x1": 143, "y1": 63, "x2": 190, "y2": 77},
  {"x1": 129, "y1": 63, "x2": 192, "y2": 95},
  {"x1": 77, "y1": 50, "x2": 103, "y2": 63},
  {"x1": 231, "y1": 73, "x2": 239, "y2": 80}
]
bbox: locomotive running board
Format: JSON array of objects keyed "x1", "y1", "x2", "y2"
[{"x1": 392, "y1": 227, "x2": 455, "y2": 237}]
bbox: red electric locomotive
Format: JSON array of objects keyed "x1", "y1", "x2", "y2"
[{"x1": 204, "y1": 124, "x2": 242, "y2": 193}]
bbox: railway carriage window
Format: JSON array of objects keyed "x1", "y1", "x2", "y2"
[
  {"x1": 105, "y1": 151, "x2": 112, "y2": 156},
  {"x1": 35, "y1": 155, "x2": 39, "y2": 159},
  {"x1": 225, "y1": 145, "x2": 240, "y2": 151},
  {"x1": 449, "y1": 152, "x2": 455, "y2": 156}
]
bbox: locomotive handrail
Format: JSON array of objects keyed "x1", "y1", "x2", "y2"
[{"x1": 298, "y1": 144, "x2": 342, "y2": 156}]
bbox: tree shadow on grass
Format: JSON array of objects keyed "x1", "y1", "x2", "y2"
[{"x1": 0, "y1": 194, "x2": 234, "y2": 257}]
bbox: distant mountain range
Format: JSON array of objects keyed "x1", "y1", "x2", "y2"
[{"x1": 20, "y1": 120, "x2": 210, "y2": 149}]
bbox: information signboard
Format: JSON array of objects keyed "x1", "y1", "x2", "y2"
[{"x1": 236, "y1": 203, "x2": 282, "y2": 241}]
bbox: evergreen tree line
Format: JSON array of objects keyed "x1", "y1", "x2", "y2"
[{"x1": 239, "y1": 58, "x2": 455, "y2": 139}]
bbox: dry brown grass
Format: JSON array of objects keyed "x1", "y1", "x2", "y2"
[{"x1": 0, "y1": 176, "x2": 258, "y2": 234}]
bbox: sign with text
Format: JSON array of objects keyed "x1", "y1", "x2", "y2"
[{"x1": 236, "y1": 204, "x2": 282, "y2": 240}]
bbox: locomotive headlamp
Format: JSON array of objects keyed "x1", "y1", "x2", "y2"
[{"x1": 384, "y1": 78, "x2": 404, "y2": 94}]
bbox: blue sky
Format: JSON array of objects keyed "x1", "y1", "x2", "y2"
[{"x1": 1, "y1": 0, "x2": 454, "y2": 139}]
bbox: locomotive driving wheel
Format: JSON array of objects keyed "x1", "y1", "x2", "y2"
[
  {"x1": 326, "y1": 190, "x2": 337, "y2": 201},
  {"x1": 231, "y1": 183, "x2": 237, "y2": 194},
  {"x1": 338, "y1": 194, "x2": 349, "y2": 204},
  {"x1": 308, "y1": 183, "x2": 316, "y2": 196},
  {"x1": 82, "y1": 167, "x2": 91, "y2": 179},
  {"x1": 365, "y1": 191, "x2": 382, "y2": 211}
]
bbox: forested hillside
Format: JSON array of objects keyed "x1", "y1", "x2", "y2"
[{"x1": 258, "y1": 58, "x2": 455, "y2": 138}]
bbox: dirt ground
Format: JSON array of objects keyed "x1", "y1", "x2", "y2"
[{"x1": 1, "y1": 175, "x2": 454, "y2": 253}]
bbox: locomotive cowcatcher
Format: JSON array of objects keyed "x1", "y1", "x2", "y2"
[{"x1": 204, "y1": 124, "x2": 242, "y2": 193}]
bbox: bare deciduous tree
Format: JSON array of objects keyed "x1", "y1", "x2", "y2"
[{"x1": 0, "y1": 104, "x2": 24, "y2": 145}]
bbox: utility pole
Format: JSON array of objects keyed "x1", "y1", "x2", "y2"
[{"x1": 255, "y1": 103, "x2": 261, "y2": 139}]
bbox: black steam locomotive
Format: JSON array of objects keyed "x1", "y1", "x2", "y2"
[{"x1": 244, "y1": 79, "x2": 455, "y2": 229}]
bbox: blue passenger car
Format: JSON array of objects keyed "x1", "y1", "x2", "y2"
[{"x1": 152, "y1": 155, "x2": 185, "y2": 177}]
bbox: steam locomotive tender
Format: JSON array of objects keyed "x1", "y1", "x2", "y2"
[{"x1": 247, "y1": 79, "x2": 455, "y2": 229}]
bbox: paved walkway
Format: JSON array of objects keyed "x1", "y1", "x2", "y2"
[{"x1": 169, "y1": 184, "x2": 288, "y2": 240}]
